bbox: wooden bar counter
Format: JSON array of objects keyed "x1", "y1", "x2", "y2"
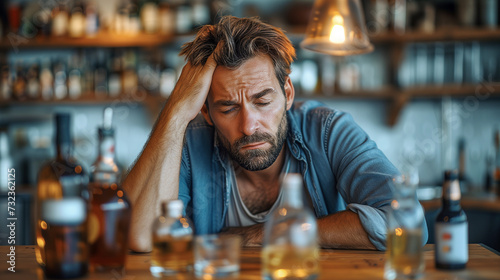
[{"x1": 1, "y1": 244, "x2": 499, "y2": 279}]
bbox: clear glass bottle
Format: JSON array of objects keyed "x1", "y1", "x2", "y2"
[
  {"x1": 435, "y1": 170, "x2": 468, "y2": 269},
  {"x1": 36, "y1": 113, "x2": 89, "y2": 278},
  {"x1": 262, "y1": 173, "x2": 319, "y2": 280},
  {"x1": 88, "y1": 107, "x2": 131, "y2": 271},
  {"x1": 151, "y1": 199, "x2": 194, "y2": 277},
  {"x1": 384, "y1": 171, "x2": 425, "y2": 280}
]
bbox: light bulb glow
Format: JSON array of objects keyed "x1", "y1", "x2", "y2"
[{"x1": 330, "y1": 15, "x2": 345, "y2": 44}]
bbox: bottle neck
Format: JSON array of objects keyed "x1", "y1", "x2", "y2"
[
  {"x1": 56, "y1": 141, "x2": 72, "y2": 160},
  {"x1": 441, "y1": 179, "x2": 462, "y2": 211},
  {"x1": 97, "y1": 134, "x2": 116, "y2": 161},
  {"x1": 283, "y1": 187, "x2": 303, "y2": 209}
]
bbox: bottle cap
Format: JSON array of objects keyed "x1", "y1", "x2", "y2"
[
  {"x1": 166, "y1": 199, "x2": 184, "y2": 218},
  {"x1": 444, "y1": 170, "x2": 458, "y2": 181}
]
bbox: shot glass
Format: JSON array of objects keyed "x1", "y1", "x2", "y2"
[{"x1": 194, "y1": 234, "x2": 241, "y2": 279}]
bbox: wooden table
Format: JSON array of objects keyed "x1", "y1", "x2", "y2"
[{"x1": 1, "y1": 244, "x2": 499, "y2": 279}]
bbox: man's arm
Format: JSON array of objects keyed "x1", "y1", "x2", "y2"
[
  {"x1": 222, "y1": 210, "x2": 374, "y2": 249},
  {"x1": 123, "y1": 54, "x2": 217, "y2": 253}
]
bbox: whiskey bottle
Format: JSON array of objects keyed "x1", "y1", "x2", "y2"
[
  {"x1": 36, "y1": 113, "x2": 89, "y2": 278},
  {"x1": 88, "y1": 107, "x2": 131, "y2": 271}
]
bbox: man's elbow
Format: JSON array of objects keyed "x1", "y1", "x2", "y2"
[{"x1": 128, "y1": 234, "x2": 152, "y2": 253}]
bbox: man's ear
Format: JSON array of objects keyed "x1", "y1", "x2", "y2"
[
  {"x1": 201, "y1": 103, "x2": 214, "y2": 126},
  {"x1": 284, "y1": 76, "x2": 295, "y2": 111}
]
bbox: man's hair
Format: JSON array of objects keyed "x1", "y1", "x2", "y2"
[{"x1": 180, "y1": 16, "x2": 296, "y2": 89}]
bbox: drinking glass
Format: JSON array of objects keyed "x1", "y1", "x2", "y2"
[
  {"x1": 194, "y1": 234, "x2": 241, "y2": 279},
  {"x1": 384, "y1": 168, "x2": 425, "y2": 279}
]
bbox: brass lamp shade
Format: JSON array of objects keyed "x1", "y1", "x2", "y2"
[{"x1": 300, "y1": 0, "x2": 374, "y2": 56}]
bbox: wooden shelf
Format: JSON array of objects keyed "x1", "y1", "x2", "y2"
[
  {"x1": 370, "y1": 27, "x2": 500, "y2": 44},
  {"x1": 0, "y1": 94, "x2": 167, "y2": 107},
  {"x1": 0, "y1": 32, "x2": 175, "y2": 49}
]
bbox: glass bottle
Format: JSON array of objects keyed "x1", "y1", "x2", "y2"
[
  {"x1": 262, "y1": 173, "x2": 319, "y2": 280},
  {"x1": 88, "y1": 107, "x2": 131, "y2": 271},
  {"x1": 384, "y1": 171, "x2": 425, "y2": 280},
  {"x1": 36, "y1": 113, "x2": 89, "y2": 279},
  {"x1": 151, "y1": 199, "x2": 194, "y2": 277},
  {"x1": 435, "y1": 170, "x2": 468, "y2": 269},
  {"x1": 494, "y1": 129, "x2": 500, "y2": 196}
]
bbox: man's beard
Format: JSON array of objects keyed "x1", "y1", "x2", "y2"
[{"x1": 216, "y1": 110, "x2": 288, "y2": 171}]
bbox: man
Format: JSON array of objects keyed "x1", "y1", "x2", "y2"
[{"x1": 123, "y1": 16, "x2": 428, "y2": 253}]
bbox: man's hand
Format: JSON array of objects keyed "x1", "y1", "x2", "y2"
[
  {"x1": 164, "y1": 49, "x2": 218, "y2": 124},
  {"x1": 220, "y1": 224, "x2": 264, "y2": 247}
]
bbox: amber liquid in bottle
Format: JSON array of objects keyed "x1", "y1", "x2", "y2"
[
  {"x1": 88, "y1": 108, "x2": 131, "y2": 271},
  {"x1": 36, "y1": 113, "x2": 89, "y2": 279}
]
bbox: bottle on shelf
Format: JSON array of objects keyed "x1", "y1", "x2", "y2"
[
  {"x1": 435, "y1": 170, "x2": 468, "y2": 270},
  {"x1": 94, "y1": 52, "x2": 108, "y2": 98},
  {"x1": 0, "y1": 132, "x2": 13, "y2": 193},
  {"x1": 68, "y1": 55, "x2": 83, "y2": 100},
  {"x1": 53, "y1": 60, "x2": 68, "y2": 100},
  {"x1": 12, "y1": 62, "x2": 27, "y2": 101},
  {"x1": 51, "y1": 3, "x2": 70, "y2": 37},
  {"x1": 457, "y1": 138, "x2": 469, "y2": 193},
  {"x1": 1, "y1": 65, "x2": 13, "y2": 100},
  {"x1": 69, "y1": 0, "x2": 86, "y2": 38},
  {"x1": 88, "y1": 107, "x2": 131, "y2": 271},
  {"x1": 151, "y1": 199, "x2": 194, "y2": 277},
  {"x1": 85, "y1": 0, "x2": 98, "y2": 37},
  {"x1": 108, "y1": 51, "x2": 123, "y2": 98},
  {"x1": 26, "y1": 63, "x2": 41, "y2": 100},
  {"x1": 262, "y1": 173, "x2": 320, "y2": 280},
  {"x1": 36, "y1": 113, "x2": 89, "y2": 278},
  {"x1": 494, "y1": 129, "x2": 500, "y2": 196},
  {"x1": 40, "y1": 60, "x2": 54, "y2": 100}
]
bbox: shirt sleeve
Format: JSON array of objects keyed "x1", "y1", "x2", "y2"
[{"x1": 324, "y1": 111, "x2": 428, "y2": 250}]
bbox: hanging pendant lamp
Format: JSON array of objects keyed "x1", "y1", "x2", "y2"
[{"x1": 300, "y1": 0, "x2": 374, "y2": 56}]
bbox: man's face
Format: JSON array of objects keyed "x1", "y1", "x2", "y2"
[{"x1": 203, "y1": 54, "x2": 294, "y2": 171}]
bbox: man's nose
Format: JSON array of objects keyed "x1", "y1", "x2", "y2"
[{"x1": 239, "y1": 106, "x2": 259, "y2": 136}]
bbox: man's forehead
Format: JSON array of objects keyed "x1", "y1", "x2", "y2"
[{"x1": 210, "y1": 54, "x2": 277, "y2": 97}]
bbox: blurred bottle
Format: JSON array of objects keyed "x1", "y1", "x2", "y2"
[
  {"x1": 51, "y1": 3, "x2": 69, "y2": 37},
  {"x1": 484, "y1": 154, "x2": 494, "y2": 193},
  {"x1": 88, "y1": 107, "x2": 131, "y2": 271},
  {"x1": 192, "y1": 0, "x2": 210, "y2": 28},
  {"x1": 159, "y1": 0, "x2": 175, "y2": 35},
  {"x1": 141, "y1": 1, "x2": 160, "y2": 34},
  {"x1": 122, "y1": 50, "x2": 138, "y2": 96},
  {"x1": 435, "y1": 170, "x2": 468, "y2": 270},
  {"x1": 94, "y1": 52, "x2": 108, "y2": 98},
  {"x1": 68, "y1": 55, "x2": 83, "y2": 100},
  {"x1": 26, "y1": 63, "x2": 41, "y2": 99},
  {"x1": 36, "y1": 113, "x2": 89, "y2": 278},
  {"x1": 108, "y1": 51, "x2": 123, "y2": 98},
  {"x1": 69, "y1": 0, "x2": 86, "y2": 38},
  {"x1": 494, "y1": 129, "x2": 500, "y2": 196},
  {"x1": 40, "y1": 60, "x2": 54, "y2": 100},
  {"x1": 13, "y1": 62, "x2": 27, "y2": 101},
  {"x1": 457, "y1": 138, "x2": 469, "y2": 193},
  {"x1": 85, "y1": 1, "x2": 99, "y2": 37},
  {"x1": 159, "y1": 60, "x2": 176, "y2": 98},
  {"x1": 53, "y1": 60, "x2": 68, "y2": 100},
  {"x1": 151, "y1": 199, "x2": 194, "y2": 277},
  {"x1": 262, "y1": 173, "x2": 319, "y2": 280},
  {"x1": 0, "y1": 132, "x2": 13, "y2": 193},
  {"x1": 175, "y1": 0, "x2": 193, "y2": 34},
  {"x1": 1, "y1": 65, "x2": 13, "y2": 100}
]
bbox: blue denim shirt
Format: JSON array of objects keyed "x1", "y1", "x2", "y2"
[{"x1": 178, "y1": 100, "x2": 428, "y2": 250}]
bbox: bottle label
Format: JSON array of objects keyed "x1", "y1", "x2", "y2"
[
  {"x1": 42, "y1": 198, "x2": 87, "y2": 225},
  {"x1": 435, "y1": 222, "x2": 468, "y2": 264}
]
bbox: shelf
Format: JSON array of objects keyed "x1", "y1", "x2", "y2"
[
  {"x1": 370, "y1": 27, "x2": 500, "y2": 44},
  {"x1": 0, "y1": 32, "x2": 176, "y2": 49}
]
